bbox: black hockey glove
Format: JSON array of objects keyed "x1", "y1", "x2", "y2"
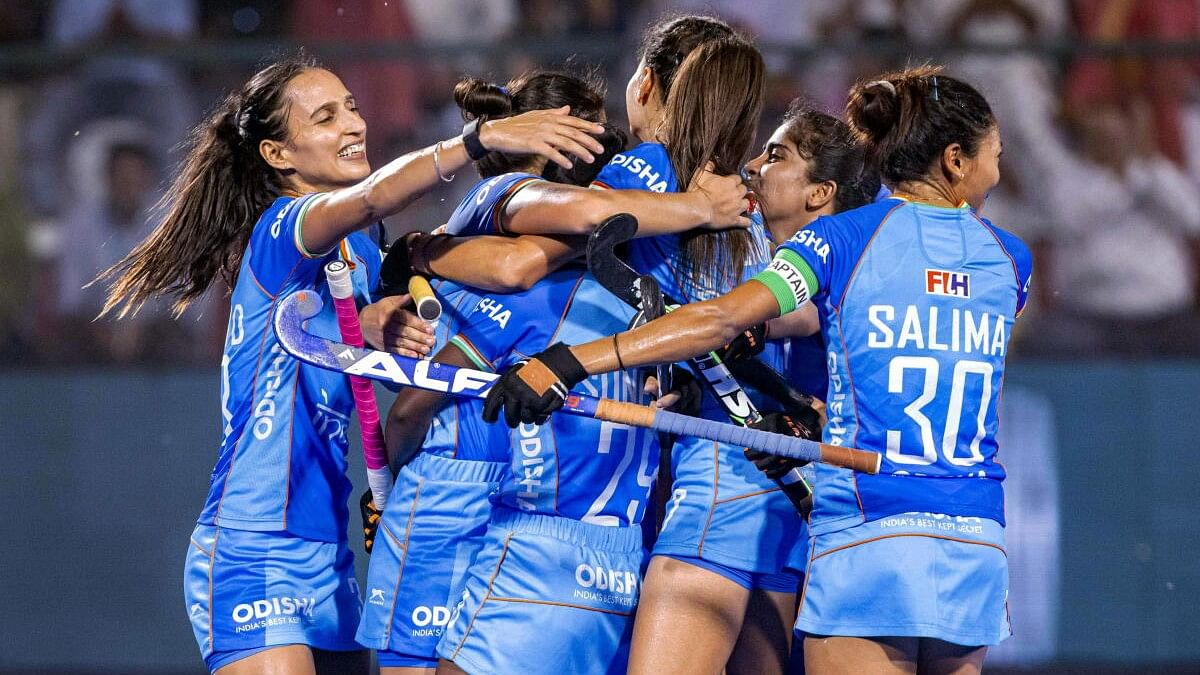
[
  {"x1": 360, "y1": 489, "x2": 383, "y2": 555},
  {"x1": 645, "y1": 364, "x2": 703, "y2": 418},
  {"x1": 743, "y1": 406, "x2": 822, "y2": 480},
  {"x1": 714, "y1": 322, "x2": 768, "y2": 363},
  {"x1": 482, "y1": 343, "x2": 588, "y2": 428},
  {"x1": 379, "y1": 232, "x2": 418, "y2": 297}
]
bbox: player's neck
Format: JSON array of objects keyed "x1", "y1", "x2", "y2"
[{"x1": 893, "y1": 179, "x2": 965, "y2": 208}]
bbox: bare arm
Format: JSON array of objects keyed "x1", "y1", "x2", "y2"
[
  {"x1": 299, "y1": 108, "x2": 606, "y2": 255},
  {"x1": 765, "y1": 302, "x2": 820, "y2": 339},
  {"x1": 502, "y1": 168, "x2": 750, "y2": 236},
  {"x1": 423, "y1": 233, "x2": 583, "y2": 293},
  {"x1": 383, "y1": 343, "x2": 474, "y2": 472},
  {"x1": 571, "y1": 280, "x2": 786, "y2": 375}
]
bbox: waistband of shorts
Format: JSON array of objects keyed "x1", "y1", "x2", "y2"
[
  {"x1": 405, "y1": 451, "x2": 507, "y2": 483},
  {"x1": 490, "y1": 506, "x2": 643, "y2": 553}
]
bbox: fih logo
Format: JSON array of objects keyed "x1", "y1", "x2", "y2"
[
  {"x1": 925, "y1": 269, "x2": 970, "y2": 299},
  {"x1": 231, "y1": 596, "x2": 316, "y2": 624}
]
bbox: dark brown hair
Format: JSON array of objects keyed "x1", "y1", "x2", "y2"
[
  {"x1": 98, "y1": 54, "x2": 318, "y2": 317},
  {"x1": 781, "y1": 103, "x2": 880, "y2": 213},
  {"x1": 454, "y1": 70, "x2": 626, "y2": 184},
  {"x1": 642, "y1": 17, "x2": 765, "y2": 291},
  {"x1": 846, "y1": 65, "x2": 995, "y2": 185}
]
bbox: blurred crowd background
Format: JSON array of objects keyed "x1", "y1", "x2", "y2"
[{"x1": 1, "y1": 0, "x2": 1199, "y2": 367}]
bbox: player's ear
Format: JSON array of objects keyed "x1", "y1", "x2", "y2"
[
  {"x1": 942, "y1": 142, "x2": 966, "y2": 182},
  {"x1": 806, "y1": 180, "x2": 836, "y2": 212},
  {"x1": 259, "y1": 138, "x2": 292, "y2": 173},
  {"x1": 636, "y1": 66, "x2": 656, "y2": 106}
]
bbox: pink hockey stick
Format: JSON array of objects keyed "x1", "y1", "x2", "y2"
[{"x1": 326, "y1": 260, "x2": 393, "y2": 510}]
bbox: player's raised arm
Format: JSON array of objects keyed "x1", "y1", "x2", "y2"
[
  {"x1": 296, "y1": 106, "x2": 606, "y2": 255},
  {"x1": 481, "y1": 270, "x2": 818, "y2": 427}
]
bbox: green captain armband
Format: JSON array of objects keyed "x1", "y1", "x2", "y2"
[{"x1": 751, "y1": 247, "x2": 819, "y2": 315}]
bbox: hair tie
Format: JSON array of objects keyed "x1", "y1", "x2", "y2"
[
  {"x1": 868, "y1": 80, "x2": 896, "y2": 96},
  {"x1": 931, "y1": 76, "x2": 940, "y2": 102},
  {"x1": 498, "y1": 86, "x2": 510, "y2": 96}
]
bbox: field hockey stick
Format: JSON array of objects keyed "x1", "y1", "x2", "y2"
[
  {"x1": 585, "y1": 214, "x2": 815, "y2": 508},
  {"x1": 325, "y1": 261, "x2": 393, "y2": 511},
  {"x1": 274, "y1": 289, "x2": 881, "y2": 473}
]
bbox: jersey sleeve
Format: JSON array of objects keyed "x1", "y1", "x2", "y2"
[
  {"x1": 981, "y1": 218, "x2": 1035, "y2": 316},
  {"x1": 750, "y1": 215, "x2": 840, "y2": 315},
  {"x1": 591, "y1": 142, "x2": 677, "y2": 193},
  {"x1": 245, "y1": 193, "x2": 341, "y2": 293},
  {"x1": 447, "y1": 285, "x2": 561, "y2": 373},
  {"x1": 443, "y1": 172, "x2": 543, "y2": 236}
]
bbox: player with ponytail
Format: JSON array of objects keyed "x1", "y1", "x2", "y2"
[
  {"x1": 99, "y1": 54, "x2": 605, "y2": 675},
  {"x1": 484, "y1": 65, "x2": 1030, "y2": 675}
]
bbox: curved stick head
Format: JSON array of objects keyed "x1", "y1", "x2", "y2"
[
  {"x1": 586, "y1": 213, "x2": 641, "y2": 306},
  {"x1": 274, "y1": 291, "x2": 341, "y2": 370}
]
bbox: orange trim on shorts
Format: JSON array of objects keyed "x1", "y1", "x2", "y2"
[
  {"x1": 695, "y1": 442, "x2": 721, "y2": 558},
  {"x1": 383, "y1": 478, "x2": 424, "y2": 641},
  {"x1": 206, "y1": 528, "x2": 220, "y2": 650},
  {"x1": 810, "y1": 532, "x2": 1007, "y2": 564},
  {"x1": 488, "y1": 596, "x2": 633, "y2": 617},
  {"x1": 450, "y1": 533, "x2": 514, "y2": 662},
  {"x1": 713, "y1": 486, "x2": 780, "y2": 505}
]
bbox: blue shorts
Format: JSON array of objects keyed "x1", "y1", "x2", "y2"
[
  {"x1": 184, "y1": 524, "x2": 362, "y2": 673},
  {"x1": 797, "y1": 513, "x2": 1011, "y2": 647},
  {"x1": 654, "y1": 438, "x2": 806, "y2": 577},
  {"x1": 660, "y1": 554, "x2": 800, "y2": 593},
  {"x1": 436, "y1": 507, "x2": 646, "y2": 675},
  {"x1": 356, "y1": 452, "x2": 505, "y2": 669}
]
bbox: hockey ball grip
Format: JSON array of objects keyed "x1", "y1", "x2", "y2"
[
  {"x1": 326, "y1": 262, "x2": 392, "y2": 511},
  {"x1": 408, "y1": 274, "x2": 442, "y2": 322}
]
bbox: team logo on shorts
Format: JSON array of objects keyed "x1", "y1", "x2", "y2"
[
  {"x1": 925, "y1": 269, "x2": 970, "y2": 298},
  {"x1": 367, "y1": 588, "x2": 387, "y2": 606}
]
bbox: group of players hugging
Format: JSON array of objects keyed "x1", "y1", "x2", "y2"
[{"x1": 99, "y1": 13, "x2": 1031, "y2": 675}]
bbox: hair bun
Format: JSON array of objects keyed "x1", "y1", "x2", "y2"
[
  {"x1": 848, "y1": 79, "x2": 901, "y2": 141},
  {"x1": 453, "y1": 78, "x2": 513, "y2": 121}
]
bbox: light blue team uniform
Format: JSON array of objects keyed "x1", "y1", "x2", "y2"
[
  {"x1": 594, "y1": 143, "x2": 806, "y2": 591},
  {"x1": 357, "y1": 174, "x2": 542, "y2": 668},
  {"x1": 354, "y1": 278, "x2": 510, "y2": 669},
  {"x1": 184, "y1": 194, "x2": 381, "y2": 672},
  {"x1": 435, "y1": 269, "x2": 657, "y2": 675},
  {"x1": 753, "y1": 196, "x2": 1033, "y2": 646}
]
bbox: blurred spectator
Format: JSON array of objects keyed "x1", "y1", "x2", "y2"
[
  {"x1": 1022, "y1": 98, "x2": 1200, "y2": 356},
  {"x1": 37, "y1": 118, "x2": 208, "y2": 365},
  {"x1": 1065, "y1": 0, "x2": 1200, "y2": 166},
  {"x1": 23, "y1": 0, "x2": 198, "y2": 220}
]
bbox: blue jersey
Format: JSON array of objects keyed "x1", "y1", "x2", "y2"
[
  {"x1": 594, "y1": 143, "x2": 790, "y2": 417},
  {"x1": 449, "y1": 270, "x2": 659, "y2": 526},
  {"x1": 754, "y1": 197, "x2": 1033, "y2": 533},
  {"x1": 443, "y1": 172, "x2": 544, "y2": 236},
  {"x1": 414, "y1": 175, "x2": 550, "y2": 461},
  {"x1": 201, "y1": 194, "x2": 382, "y2": 542}
]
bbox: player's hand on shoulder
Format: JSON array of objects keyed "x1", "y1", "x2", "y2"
[
  {"x1": 480, "y1": 106, "x2": 607, "y2": 170},
  {"x1": 482, "y1": 342, "x2": 588, "y2": 428},
  {"x1": 689, "y1": 162, "x2": 752, "y2": 230},
  {"x1": 359, "y1": 295, "x2": 435, "y2": 358}
]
